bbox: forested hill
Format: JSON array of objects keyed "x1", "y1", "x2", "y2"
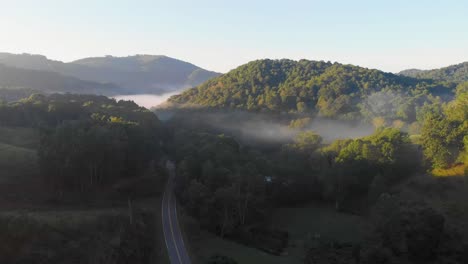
[
  {"x1": 0, "y1": 64, "x2": 124, "y2": 98},
  {"x1": 168, "y1": 59, "x2": 456, "y2": 119},
  {"x1": 399, "y1": 62, "x2": 468, "y2": 83},
  {"x1": 0, "y1": 53, "x2": 220, "y2": 94}
]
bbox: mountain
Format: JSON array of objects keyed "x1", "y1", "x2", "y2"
[
  {"x1": 0, "y1": 53, "x2": 220, "y2": 94},
  {"x1": 399, "y1": 62, "x2": 468, "y2": 83},
  {"x1": 0, "y1": 64, "x2": 123, "y2": 99},
  {"x1": 168, "y1": 59, "x2": 455, "y2": 119},
  {"x1": 70, "y1": 55, "x2": 220, "y2": 93}
]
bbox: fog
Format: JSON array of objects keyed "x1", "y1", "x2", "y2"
[
  {"x1": 361, "y1": 90, "x2": 405, "y2": 119},
  {"x1": 113, "y1": 92, "x2": 179, "y2": 109},
  {"x1": 171, "y1": 111, "x2": 375, "y2": 144},
  {"x1": 307, "y1": 118, "x2": 374, "y2": 142},
  {"x1": 202, "y1": 112, "x2": 297, "y2": 143}
]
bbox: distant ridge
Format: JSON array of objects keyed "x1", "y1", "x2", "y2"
[
  {"x1": 399, "y1": 62, "x2": 468, "y2": 83},
  {"x1": 0, "y1": 64, "x2": 123, "y2": 98},
  {"x1": 0, "y1": 53, "x2": 220, "y2": 95}
]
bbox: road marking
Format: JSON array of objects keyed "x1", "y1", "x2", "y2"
[
  {"x1": 173, "y1": 198, "x2": 190, "y2": 263},
  {"x1": 161, "y1": 186, "x2": 173, "y2": 263},
  {"x1": 167, "y1": 188, "x2": 183, "y2": 264},
  {"x1": 163, "y1": 161, "x2": 190, "y2": 264}
]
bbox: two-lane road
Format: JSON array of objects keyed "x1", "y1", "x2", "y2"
[{"x1": 162, "y1": 161, "x2": 191, "y2": 264}]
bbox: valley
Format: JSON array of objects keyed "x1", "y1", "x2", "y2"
[{"x1": 1, "y1": 57, "x2": 467, "y2": 263}]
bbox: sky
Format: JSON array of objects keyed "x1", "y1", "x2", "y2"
[{"x1": 0, "y1": 0, "x2": 467, "y2": 73}]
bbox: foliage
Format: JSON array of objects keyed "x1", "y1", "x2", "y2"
[
  {"x1": 420, "y1": 85, "x2": 467, "y2": 169},
  {"x1": 170, "y1": 59, "x2": 455, "y2": 121},
  {"x1": 0, "y1": 93, "x2": 164, "y2": 198},
  {"x1": 432, "y1": 164, "x2": 467, "y2": 177},
  {"x1": 320, "y1": 128, "x2": 419, "y2": 209},
  {"x1": 370, "y1": 195, "x2": 446, "y2": 262},
  {"x1": 287, "y1": 131, "x2": 322, "y2": 151},
  {"x1": 171, "y1": 130, "x2": 269, "y2": 237},
  {"x1": 288, "y1": 117, "x2": 312, "y2": 129},
  {"x1": 0, "y1": 210, "x2": 157, "y2": 264}
]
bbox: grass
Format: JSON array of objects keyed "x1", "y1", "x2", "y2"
[
  {"x1": 135, "y1": 197, "x2": 171, "y2": 264},
  {"x1": 0, "y1": 126, "x2": 39, "y2": 183},
  {"x1": 180, "y1": 205, "x2": 296, "y2": 264},
  {"x1": 0, "y1": 126, "x2": 39, "y2": 149},
  {"x1": 0, "y1": 195, "x2": 170, "y2": 263},
  {"x1": 0, "y1": 204, "x2": 163, "y2": 263},
  {"x1": 188, "y1": 230, "x2": 299, "y2": 264},
  {"x1": 270, "y1": 202, "x2": 369, "y2": 262},
  {"x1": 185, "y1": 203, "x2": 369, "y2": 264},
  {"x1": 0, "y1": 127, "x2": 40, "y2": 207},
  {"x1": 0, "y1": 142, "x2": 38, "y2": 183},
  {"x1": 271, "y1": 203, "x2": 369, "y2": 243}
]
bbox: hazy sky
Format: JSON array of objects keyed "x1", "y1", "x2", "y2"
[{"x1": 1, "y1": 0, "x2": 467, "y2": 73}]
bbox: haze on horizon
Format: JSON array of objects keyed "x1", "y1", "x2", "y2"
[{"x1": 0, "y1": 0, "x2": 467, "y2": 73}]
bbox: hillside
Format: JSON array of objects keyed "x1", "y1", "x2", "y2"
[
  {"x1": 169, "y1": 59, "x2": 455, "y2": 119},
  {"x1": 400, "y1": 62, "x2": 468, "y2": 83},
  {"x1": 0, "y1": 53, "x2": 220, "y2": 94},
  {"x1": 0, "y1": 64, "x2": 124, "y2": 97},
  {"x1": 0, "y1": 87, "x2": 39, "y2": 102}
]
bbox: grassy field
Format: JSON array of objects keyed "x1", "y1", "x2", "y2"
[
  {"x1": 0, "y1": 142, "x2": 38, "y2": 183},
  {"x1": 271, "y1": 203, "x2": 369, "y2": 243},
  {"x1": 0, "y1": 126, "x2": 40, "y2": 206},
  {"x1": 0, "y1": 202, "x2": 165, "y2": 264},
  {"x1": 188, "y1": 230, "x2": 299, "y2": 264},
  {"x1": 0, "y1": 126, "x2": 39, "y2": 182},
  {"x1": 185, "y1": 203, "x2": 369, "y2": 264},
  {"x1": 270, "y1": 203, "x2": 369, "y2": 262},
  {"x1": 0, "y1": 126, "x2": 39, "y2": 149}
]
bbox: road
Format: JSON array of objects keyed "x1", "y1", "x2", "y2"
[{"x1": 162, "y1": 161, "x2": 192, "y2": 264}]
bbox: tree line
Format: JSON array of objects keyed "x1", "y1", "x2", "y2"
[{"x1": 0, "y1": 93, "x2": 165, "y2": 199}]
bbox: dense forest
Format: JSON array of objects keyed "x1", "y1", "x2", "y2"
[
  {"x1": 169, "y1": 59, "x2": 457, "y2": 123},
  {"x1": 161, "y1": 60, "x2": 468, "y2": 263},
  {"x1": 164, "y1": 78, "x2": 468, "y2": 263},
  {"x1": 0, "y1": 93, "x2": 166, "y2": 199}
]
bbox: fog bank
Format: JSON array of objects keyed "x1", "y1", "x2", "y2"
[
  {"x1": 170, "y1": 111, "x2": 375, "y2": 144},
  {"x1": 113, "y1": 92, "x2": 179, "y2": 109}
]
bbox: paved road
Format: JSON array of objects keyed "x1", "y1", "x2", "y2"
[{"x1": 162, "y1": 161, "x2": 191, "y2": 264}]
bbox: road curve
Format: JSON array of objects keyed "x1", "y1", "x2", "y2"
[{"x1": 162, "y1": 161, "x2": 191, "y2": 264}]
